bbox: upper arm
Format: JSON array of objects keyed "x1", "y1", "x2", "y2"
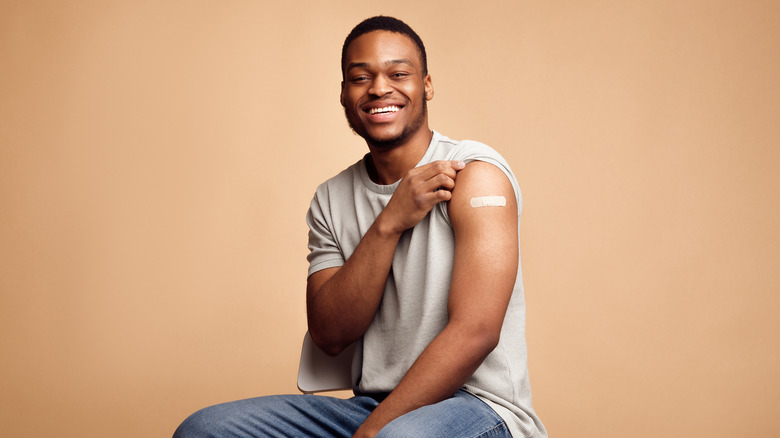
[
  {"x1": 447, "y1": 161, "x2": 519, "y2": 338},
  {"x1": 306, "y1": 267, "x2": 339, "y2": 304}
]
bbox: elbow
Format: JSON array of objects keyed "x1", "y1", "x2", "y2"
[
  {"x1": 474, "y1": 328, "x2": 501, "y2": 356},
  {"x1": 455, "y1": 321, "x2": 502, "y2": 359},
  {"x1": 309, "y1": 328, "x2": 350, "y2": 357},
  {"x1": 320, "y1": 342, "x2": 347, "y2": 357},
  {"x1": 307, "y1": 309, "x2": 351, "y2": 356}
]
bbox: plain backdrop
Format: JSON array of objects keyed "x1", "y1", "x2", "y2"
[{"x1": 2, "y1": 1, "x2": 779, "y2": 437}]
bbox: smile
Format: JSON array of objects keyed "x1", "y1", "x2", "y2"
[{"x1": 367, "y1": 106, "x2": 400, "y2": 115}]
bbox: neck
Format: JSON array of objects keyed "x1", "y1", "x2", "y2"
[{"x1": 366, "y1": 128, "x2": 433, "y2": 185}]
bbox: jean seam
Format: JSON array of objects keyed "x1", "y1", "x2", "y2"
[{"x1": 475, "y1": 421, "x2": 510, "y2": 438}]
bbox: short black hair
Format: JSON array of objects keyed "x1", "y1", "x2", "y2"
[{"x1": 341, "y1": 16, "x2": 428, "y2": 79}]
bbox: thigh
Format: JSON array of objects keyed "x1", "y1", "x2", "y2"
[
  {"x1": 173, "y1": 394, "x2": 379, "y2": 438},
  {"x1": 376, "y1": 390, "x2": 510, "y2": 438}
]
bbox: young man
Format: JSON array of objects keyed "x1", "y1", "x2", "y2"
[{"x1": 174, "y1": 16, "x2": 546, "y2": 438}]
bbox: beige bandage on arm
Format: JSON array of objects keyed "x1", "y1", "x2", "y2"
[{"x1": 469, "y1": 196, "x2": 507, "y2": 208}]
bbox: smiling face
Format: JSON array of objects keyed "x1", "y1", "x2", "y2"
[{"x1": 341, "y1": 31, "x2": 434, "y2": 149}]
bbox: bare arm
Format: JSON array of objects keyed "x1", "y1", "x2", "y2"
[
  {"x1": 307, "y1": 160, "x2": 466, "y2": 355},
  {"x1": 353, "y1": 161, "x2": 519, "y2": 437}
]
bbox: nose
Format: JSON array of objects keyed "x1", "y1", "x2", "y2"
[{"x1": 368, "y1": 74, "x2": 392, "y2": 97}]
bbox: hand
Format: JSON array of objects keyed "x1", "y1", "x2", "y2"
[
  {"x1": 352, "y1": 412, "x2": 385, "y2": 438},
  {"x1": 377, "y1": 160, "x2": 465, "y2": 235},
  {"x1": 352, "y1": 424, "x2": 378, "y2": 438}
]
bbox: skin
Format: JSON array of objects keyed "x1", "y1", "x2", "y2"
[
  {"x1": 306, "y1": 30, "x2": 519, "y2": 438},
  {"x1": 340, "y1": 30, "x2": 436, "y2": 184}
]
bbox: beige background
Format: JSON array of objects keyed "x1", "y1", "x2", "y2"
[{"x1": 2, "y1": 1, "x2": 779, "y2": 437}]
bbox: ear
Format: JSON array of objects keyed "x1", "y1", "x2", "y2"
[
  {"x1": 424, "y1": 74, "x2": 434, "y2": 101},
  {"x1": 340, "y1": 81, "x2": 346, "y2": 107}
]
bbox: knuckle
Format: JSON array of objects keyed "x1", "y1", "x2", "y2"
[{"x1": 434, "y1": 190, "x2": 451, "y2": 202}]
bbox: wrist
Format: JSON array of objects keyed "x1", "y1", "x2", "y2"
[
  {"x1": 373, "y1": 212, "x2": 405, "y2": 239},
  {"x1": 354, "y1": 413, "x2": 384, "y2": 438}
]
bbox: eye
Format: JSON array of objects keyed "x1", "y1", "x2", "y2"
[
  {"x1": 391, "y1": 72, "x2": 409, "y2": 78},
  {"x1": 351, "y1": 75, "x2": 370, "y2": 83}
]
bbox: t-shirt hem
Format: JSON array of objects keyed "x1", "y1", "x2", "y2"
[{"x1": 464, "y1": 386, "x2": 546, "y2": 438}]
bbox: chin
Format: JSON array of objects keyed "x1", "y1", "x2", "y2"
[
  {"x1": 365, "y1": 130, "x2": 407, "y2": 148},
  {"x1": 346, "y1": 117, "x2": 403, "y2": 149},
  {"x1": 348, "y1": 124, "x2": 421, "y2": 149},
  {"x1": 344, "y1": 104, "x2": 427, "y2": 149}
]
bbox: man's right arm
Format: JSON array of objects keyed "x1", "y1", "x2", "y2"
[{"x1": 306, "y1": 160, "x2": 465, "y2": 355}]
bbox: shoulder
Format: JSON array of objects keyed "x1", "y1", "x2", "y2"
[
  {"x1": 433, "y1": 134, "x2": 518, "y2": 195},
  {"x1": 448, "y1": 161, "x2": 519, "y2": 252},
  {"x1": 449, "y1": 161, "x2": 517, "y2": 221},
  {"x1": 431, "y1": 133, "x2": 506, "y2": 164},
  {"x1": 431, "y1": 133, "x2": 522, "y2": 214}
]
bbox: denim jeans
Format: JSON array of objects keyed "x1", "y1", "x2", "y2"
[{"x1": 173, "y1": 389, "x2": 511, "y2": 438}]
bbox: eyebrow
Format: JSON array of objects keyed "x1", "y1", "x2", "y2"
[{"x1": 346, "y1": 58, "x2": 415, "y2": 72}]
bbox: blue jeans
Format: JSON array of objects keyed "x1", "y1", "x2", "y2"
[{"x1": 173, "y1": 389, "x2": 511, "y2": 438}]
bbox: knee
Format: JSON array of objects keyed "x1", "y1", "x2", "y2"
[
  {"x1": 376, "y1": 420, "x2": 418, "y2": 438},
  {"x1": 172, "y1": 395, "x2": 290, "y2": 438},
  {"x1": 172, "y1": 407, "x2": 222, "y2": 438}
]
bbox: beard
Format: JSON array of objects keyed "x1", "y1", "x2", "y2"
[{"x1": 344, "y1": 96, "x2": 427, "y2": 150}]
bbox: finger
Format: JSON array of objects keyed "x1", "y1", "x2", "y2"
[
  {"x1": 428, "y1": 186, "x2": 454, "y2": 203},
  {"x1": 418, "y1": 160, "x2": 466, "y2": 176},
  {"x1": 414, "y1": 160, "x2": 465, "y2": 181},
  {"x1": 423, "y1": 172, "x2": 456, "y2": 193}
]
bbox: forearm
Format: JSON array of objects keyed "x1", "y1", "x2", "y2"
[
  {"x1": 354, "y1": 322, "x2": 497, "y2": 437},
  {"x1": 307, "y1": 212, "x2": 403, "y2": 354}
]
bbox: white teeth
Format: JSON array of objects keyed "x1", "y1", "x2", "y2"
[{"x1": 368, "y1": 106, "x2": 400, "y2": 115}]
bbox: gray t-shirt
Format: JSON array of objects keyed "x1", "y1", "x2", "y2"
[{"x1": 306, "y1": 131, "x2": 546, "y2": 437}]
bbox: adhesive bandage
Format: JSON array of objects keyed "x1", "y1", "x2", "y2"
[{"x1": 469, "y1": 196, "x2": 506, "y2": 208}]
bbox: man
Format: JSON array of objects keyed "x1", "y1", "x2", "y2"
[{"x1": 174, "y1": 16, "x2": 546, "y2": 438}]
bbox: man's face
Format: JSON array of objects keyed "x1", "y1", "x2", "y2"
[{"x1": 341, "y1": 31, "x2": 433, "y2": 149}]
